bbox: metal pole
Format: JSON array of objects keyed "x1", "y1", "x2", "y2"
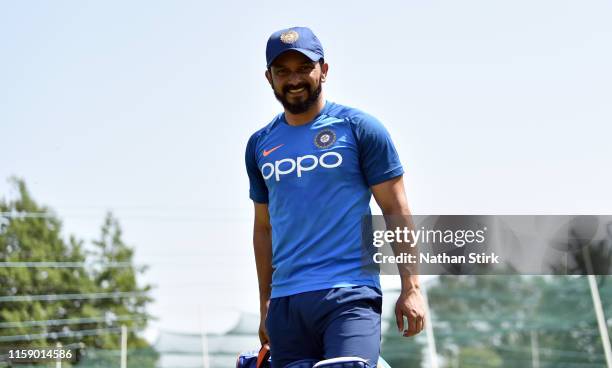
[
  {"x1": 121, "y1": 325, "x2": 127, "y2": 368},
  {"x1": 200, "y1": 305, "x2": 210, "y2": 368},
  {"x1": 422, "y1": 284, "x2": 439, "y2": 368},
  {"x1": 530, "y1": 330, "x2": 540, "y2": 368},
  {"x1": 583, "y1": 246, "x2": 612, "y2": 368},
  {"x1": 55, "y1": 341, "x2": 62, "y2": 368}
]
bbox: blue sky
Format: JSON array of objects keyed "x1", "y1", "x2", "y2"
[{"x1": 1, "y1": 0, "x2": 611, "y2": 336}]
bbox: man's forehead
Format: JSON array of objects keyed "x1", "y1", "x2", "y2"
[{"x1": 270, "y1": 50, "x2": 315, "y2": 67}]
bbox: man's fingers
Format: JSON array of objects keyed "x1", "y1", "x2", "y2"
[
  {"x1": 402, "y1": 313, "x2": 425, "y2": 337},
  {"x1": 408, "y1": 311, "x2": 417, "y2": 334},
  {"x1": 416, "y1": 316, "x2": 424, "y2": 333},
  {"x1": 403, "y1": 325, "x2": 415, "y2": 337},
  {"x1": 397, "y1": 306, "x2": 423, "y2": 336},
  {"x1": 395, "y1": 306, "x2": 404, "y2": 332}
]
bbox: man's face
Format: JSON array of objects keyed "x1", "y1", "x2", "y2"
[{"x1": 266, "y1": 50, "x2": 327, "y2": 114}]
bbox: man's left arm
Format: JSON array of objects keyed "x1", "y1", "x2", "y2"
[{"x1": 371, "y1": 175, "x2": 426, "y2": 337}]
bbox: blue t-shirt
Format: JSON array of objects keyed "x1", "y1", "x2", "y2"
[{"x1": 245, "y1": 101, "x2": 404, "y2": 298}]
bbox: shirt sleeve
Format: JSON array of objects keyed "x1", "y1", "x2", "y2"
[
  {"x1": 350, "y1": 113, "x2": 404, "y2": 186},
  {"x1": 245, "y1": 133, "x2": 269, "y2": 203}
]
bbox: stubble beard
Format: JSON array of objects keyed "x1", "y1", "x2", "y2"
[{"x1": 272, "y1": 78, "x2": 322, "y2": 115}]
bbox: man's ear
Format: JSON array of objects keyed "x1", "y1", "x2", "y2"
[
  {"x1": 265, "y1": 70, "x2": 273, "y2": 86},
  {"x1": 320, "y1": 62, "x2": 329, "y2": 83}
]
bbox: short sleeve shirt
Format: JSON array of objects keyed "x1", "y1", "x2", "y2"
[{"x1": 245, "y1": 101, "x2": 404, "y2": 298}]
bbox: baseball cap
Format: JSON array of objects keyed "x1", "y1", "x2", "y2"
[{"x1": 266, "y1": 26, "x2": 324, "y2": 68}]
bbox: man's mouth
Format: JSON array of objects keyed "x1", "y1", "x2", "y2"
[{"x1": 286, "y1": 86, "x2": 307, "y2": 95}]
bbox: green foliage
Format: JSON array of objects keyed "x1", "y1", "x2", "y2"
[
  {"x1": 0, "y1": 178, "x2": 157, "y2": 366},
  {"x1": 427, "y1": 275, "x2": 612, "y2": 367},
  {"x1": 380, "y1": 331, "x2": 425, "y2": 368},
  {"x1": 89, "y1": 213, "x2": 153, "y2": 351},
  {"x1": 359, "y1": 220, "x2": 612, "y2": 368},
  {"x1": 458, "y1": 347, "x2": 503, "y2": 368},
  {"x1": 380, "y1": 290, "x2": 425, "y2": 368},
  {"x1": 76, "y1": 347, "x2": 159, "y2": 368}
]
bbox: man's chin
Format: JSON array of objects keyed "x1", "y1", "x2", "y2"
[
  {"x1": 274, "y1": 88, "x2": 319, "y2": 114},
  {"x1": 285, "y1": 93, "x2": 308, "y2": 103},
  {"x1": 284, "y1": 103, "x2": 310, "y2": 114},
  {"x1": 278, "y1": 97, "x2": 311, "y2": 114}
]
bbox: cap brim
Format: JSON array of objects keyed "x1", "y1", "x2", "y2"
[{"x1": 267, "y1": 48, "x2": 321, "y2": 67}]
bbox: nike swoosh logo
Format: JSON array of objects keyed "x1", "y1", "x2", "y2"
[{"x1": 263, "y1": 144, "x2": 284, "y2": 157}]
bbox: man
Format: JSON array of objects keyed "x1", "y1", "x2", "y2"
[{"x1": 245, "y1": 26, "x2": 425, "y2": 368}]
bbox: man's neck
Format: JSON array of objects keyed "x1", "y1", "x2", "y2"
[{"x1": 284, "y1": 96, "x2": 326, "y2": 126}]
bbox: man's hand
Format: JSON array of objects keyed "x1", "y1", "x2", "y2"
[
  {"x1": 259, "y1": 299, "x2": 270, "y2": 346},
  {"x1": 253, "y1": 202, "x2": 273, "y2": 346},
  {"x1": 371, "y1": 176, "x2": 425, "y2": 337},
  {"x1": 395, "y1": 288, "x2": 426, "y2": 337},
  {"x1": 258, "y1": 316, "x2": 270, "y2": 346}
]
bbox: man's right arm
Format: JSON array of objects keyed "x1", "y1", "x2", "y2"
[{"x1": 253, "y1": 202, "x2": 273, "y2": 345}]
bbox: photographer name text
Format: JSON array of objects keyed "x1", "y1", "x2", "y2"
[{"x1": 373, "y1": 252, "x2": 500, "y2": 264}]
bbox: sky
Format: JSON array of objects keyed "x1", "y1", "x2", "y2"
[{"x1": 1, "y1": 0, "x2": 611, "y2": 339}]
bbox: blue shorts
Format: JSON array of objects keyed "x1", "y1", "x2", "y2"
[{"x1": 265, "y1": 286, "x2": 382, "y2": 368}]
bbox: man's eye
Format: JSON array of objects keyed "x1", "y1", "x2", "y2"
[{"x1": 299, "y1": 66, "x2": 313, "y2": 73}]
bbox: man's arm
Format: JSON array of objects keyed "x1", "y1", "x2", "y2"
[
  {"x1": 253, "y1": 202, "x2": 273, "y2": 345},
  {"x1": 371, "y1": 175, "x2": 426, "y2": 337}
]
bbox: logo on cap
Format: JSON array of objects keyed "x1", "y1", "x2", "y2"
[{"x1": 280, "y1": 30, "x2": 299, "y2": 44}]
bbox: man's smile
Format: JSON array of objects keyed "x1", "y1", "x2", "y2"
[{"x1": 287, "y1": 86, "x2": 306, "y2": 94}]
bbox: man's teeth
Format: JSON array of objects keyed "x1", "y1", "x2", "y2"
[{"x1": 289, "y1": 87, "x2": 306, "y2": 93}]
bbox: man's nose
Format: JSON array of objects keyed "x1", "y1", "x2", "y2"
[{"x1": 287, "y1": 71, "x2": 302, "y2": 84}]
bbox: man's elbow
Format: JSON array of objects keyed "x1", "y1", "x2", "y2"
[
  {"x1": 253, "y1": 222, "x2": 272, "y2": 235},
  {"x1": 379, "y1": 201, "x2": 411, "y2": 216}
]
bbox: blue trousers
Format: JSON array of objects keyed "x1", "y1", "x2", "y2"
[{"x1": 266, "y1": 286, "x2": 382, "y2": 368}]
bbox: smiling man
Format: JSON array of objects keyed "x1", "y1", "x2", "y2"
[{"x1": 245, "y1": 26, "x2": 425, "y2": 368}]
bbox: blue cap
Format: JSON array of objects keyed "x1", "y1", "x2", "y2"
[{"x1": 266, "y1": 27, "x2": 324, "y2": 68}]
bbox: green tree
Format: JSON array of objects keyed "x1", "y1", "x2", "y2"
[
  {"x1": 86, "y1": 213, "x2": 157, "y2": 367},
  {"x1": 0, "y1": 178, "x2": 158, "y2": 367},
  {"x1": 0, "y1": 178, "x2": 96, "y2": 350},
  {"x1": 458, "y1": 347, "x2": 502, "y2": 368},
  {"x1": 380, "y1": 289, "x2": 425, "y2": 368},
  {"x1": 427, "y1": 275, "x2": 612, "y2": 367}
]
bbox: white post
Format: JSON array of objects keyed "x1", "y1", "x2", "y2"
[
  {"x1": 200, "y1": 305, "x2": 210, "y2": 368},
  {"x1": 121, "y1": 325, "x2": 128, "y2": 368},
  {"x1": 530, "y1": 330, "x2": 540, "y2": 368},
  {"x1": 422, "y1": 284, "x2": 439, "y2": 368},
  {"x1": 55, "y1": 341, "x2": 62, "y2": 368},
  {"x1": 583, "y1": 247, "x2": 612, "y2": 368}
]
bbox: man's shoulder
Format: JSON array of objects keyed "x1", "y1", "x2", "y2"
[
  {"x1": 247, "y1": 114, "x2": 283, "y2": 145},
  {"x1": 325, "y1": 101, "x2": 364, "y2": 119},
  {"x1": 325, "y1": 101, "x2": 385, "y2": 130}
]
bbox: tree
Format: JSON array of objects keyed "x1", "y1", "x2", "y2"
[
  {"x1": 380, "y1": 289, "x2": 425, "y2": 368},
  {"x1": 87, "y1": 213, "x2": 157, "y2": 367},
  {"x1": 426, "y1": 274, "x2": 612, "y2": 367},
  {"x1": 0, "y1": 178, "x2": 96, "y2": 349},
  {"x1": 0, "y1": 178, "x2": 158, "y2": 367}
]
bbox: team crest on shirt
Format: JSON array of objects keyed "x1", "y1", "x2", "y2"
[{"x1": 314, "y1": 129, "x2": 336, "y2": 149}]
